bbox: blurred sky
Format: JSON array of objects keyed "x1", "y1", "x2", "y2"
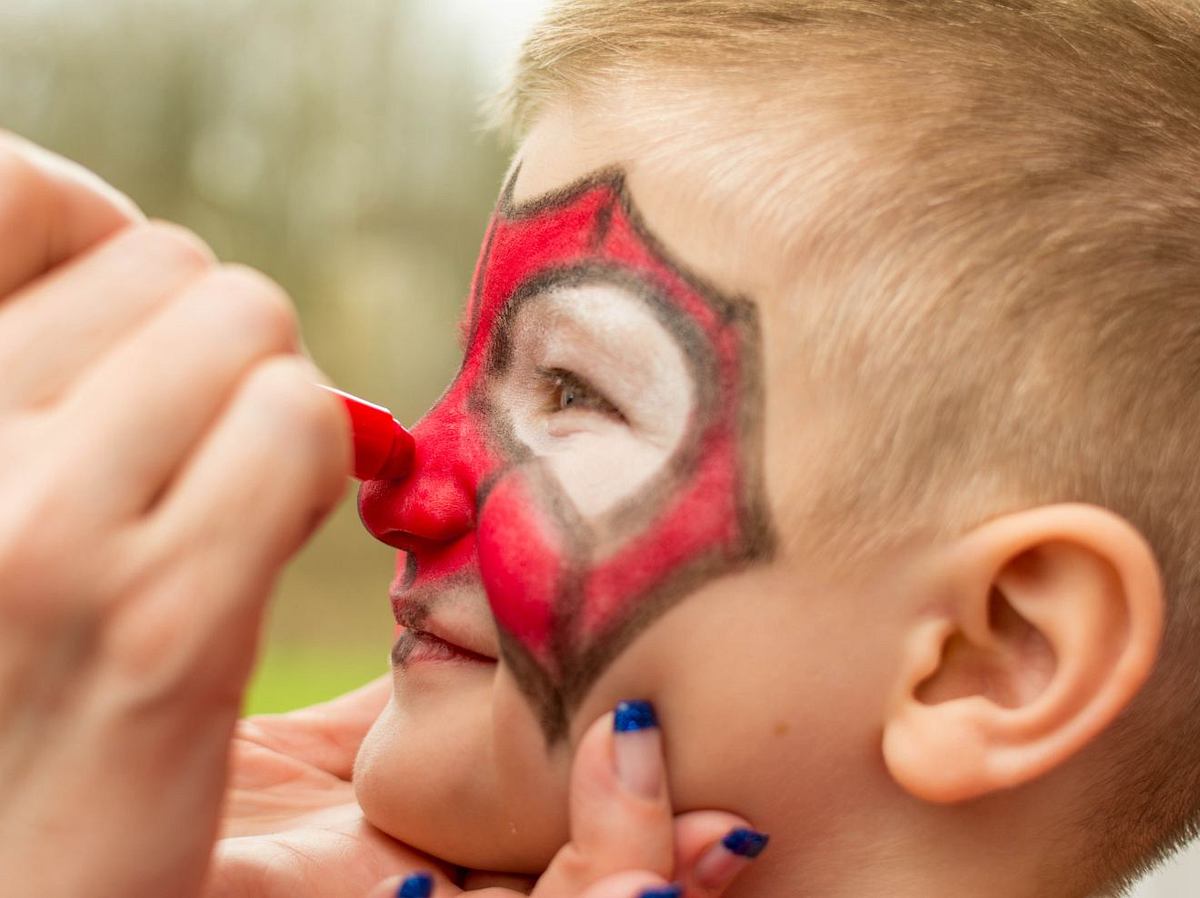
[{"x1": 435, "y1": 0, "x2": 551, "y2": 88}]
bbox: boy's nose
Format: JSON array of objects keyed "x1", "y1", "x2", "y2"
[{"x1": 357, "y1": 404, "x2": 481, "y2": 553}]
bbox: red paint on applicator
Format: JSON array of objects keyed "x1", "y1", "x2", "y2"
[{"x1": 320, "y1": 385, "x2": 415, "y2": 481}]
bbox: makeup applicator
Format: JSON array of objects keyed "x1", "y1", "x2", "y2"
[{"x1": 319, "y1": 385, "x2": 415, "y2": 481}]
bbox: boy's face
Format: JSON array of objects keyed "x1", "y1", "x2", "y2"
[{"x1": 353, "y1": 101, "x2": 900, "y2": 875}]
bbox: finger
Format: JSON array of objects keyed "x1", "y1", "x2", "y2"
[
  {"x1": 98, "y1": 357, "x2": 346, "y2": 703},
  {"x1": 0, "y1": 221, "x2": 215, "y2": 409},
  {"x1": 56, "y1": 264, "x2": 303, "y2": 515},
  {"x1": 368, "y1": 870, "x2": 674, "y2": 898},
  {"x1": 0, "y1": 132, "x2": 142, "y2": 297},
  {"x1": 460, "y1": 870, "x2": 537, "y2": 891},
  {"x1": 146, "y1": 353, "x2": 348, "y2": 589},
  {"x1": 671, "y1": 814, "x2": 769, "y2": 897},
  {"x1": 534, "y1": 701, "x2": 673, "y2": 897},
  {"x1": 578, "y1": 874, "x2": 681, "y2": 898},
  {"x1": 236, "y1": 674, "x2": 393, "y2": 779},
  {"x1": 466, "y1": 872, "x2": 677, "y2": 898}
]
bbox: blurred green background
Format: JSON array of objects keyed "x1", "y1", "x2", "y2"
[{"x1": 0, "y1": 0, "x2": 547, "y2": 714}]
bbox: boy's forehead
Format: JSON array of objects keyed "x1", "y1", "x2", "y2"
[{"x1": 510, "y1": 101, "x2": 779, "y2": 312}]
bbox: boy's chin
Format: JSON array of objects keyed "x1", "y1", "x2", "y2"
[{"x1": 352, "y1": 685, "x2": 570, "y2": 873}]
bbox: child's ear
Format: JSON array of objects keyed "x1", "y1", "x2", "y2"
[{"x1": 881, "y1": 504, "x2": 1164, "y2": 803}]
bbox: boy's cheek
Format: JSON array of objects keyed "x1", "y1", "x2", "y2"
[
  {"x1": 477, "y1": 464, "x2": 570, "y2": 672},
  {"x1": 491, "y1": 664, "x2": 575, "y2": 862},
  {"x1": 558, "y1": 570, "x2": 794, "y2": 798},
  {"x1": 353, "y1": 677, "x2": 569, "y2": 871}
]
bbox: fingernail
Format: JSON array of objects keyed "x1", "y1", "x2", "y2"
[
  {"x1": 613, "y1": 699, "x2": 662, "y2": 799},
  {"x1": 637, "y1": 886, "x2": 682, "y2": 898},
  {"x1": 396, "y1": 871, "x2": 433, "y2": 898},
  {"x1": 692, "y1": 828, "x2": 771, "y2": 889},
  {"x1": 723, "y1": 827, "x2": 770, "y2": 858}
]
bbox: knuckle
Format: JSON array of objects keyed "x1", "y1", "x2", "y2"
[
  {"x1": 208, "y1": 264, "x2": 298, "y2": 351},
  {"x1": 550, "y1": 845, "x2": 595, "y2": 884},
  {"x1": 0, "y1": 502, "x2": 97, "y2": 633},
  {"x1": 123, "y1": 220, "x2": 216, "y2": 274}
]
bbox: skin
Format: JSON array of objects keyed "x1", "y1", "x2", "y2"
[
  {"x1": 217, "y1": 677, "x2": 757, "y2": 898},
  {"x1": 0, "y1": 133, "x2": 350, "y2": 898},
  {"x1": 352, "y1": 93, "x2": 1167, "y2": 898},
  {"x1": 0, "y1": 133, "x2": 750, "y2": 898},
  {"x1": 360, "y1": 165, "x2": 774, "y2": 741}
]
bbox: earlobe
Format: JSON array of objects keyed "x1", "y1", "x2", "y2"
[{"x1": 882, "y1": 504, "x2": 1164, "y2": 804}]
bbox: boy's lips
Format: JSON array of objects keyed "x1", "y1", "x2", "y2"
[
  {"x1": 390, "y1": 588, "x2": 499, "y2": 662},
  {"x1": 391, "y1": 625, "x2": 498, "y2": 666}
]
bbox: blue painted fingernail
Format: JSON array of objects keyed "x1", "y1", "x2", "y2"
[
  {"x1": 637, "y1": 886, "x2": 682, "y2": 898},
  {"x1": 694, "y1": 827, "x2": 771, "y2": 887},
  {"x1": 613, "y1": 699, "x2": 663, "y2": 797},
  {"x1": 396, "y1": 872, "x2": 433, "y2": 898},
  {"x1": 723, "y1": 827, "x2": 771, "y2": 858},
  {"x1": 614, "y1": 699, "x2": 658, "y2": 732}
]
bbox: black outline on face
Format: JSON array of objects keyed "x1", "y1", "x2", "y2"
[{"x1": 455, "y1": 165, "x2": 776, "y2": 741}]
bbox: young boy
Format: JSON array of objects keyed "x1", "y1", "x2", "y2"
[{"x1": 226, "y1": 2, "x2": 1200, "y2": 896}]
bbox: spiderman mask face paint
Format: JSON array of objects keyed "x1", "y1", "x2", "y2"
[{"x1": 359, "y1": 167, "x2": 775, "y2": 740}]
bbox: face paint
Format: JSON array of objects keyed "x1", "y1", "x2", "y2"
[{"x1": 359, "y1": 167, "x2": 775, "y2": 739}]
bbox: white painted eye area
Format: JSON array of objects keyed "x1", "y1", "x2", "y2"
[{"x1": 487, "y1": 279, "x2": 696, "y2": 520}]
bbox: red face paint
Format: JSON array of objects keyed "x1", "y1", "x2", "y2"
[{"x1": 359, "y1": 168, "x2": 774, "y2": 738}]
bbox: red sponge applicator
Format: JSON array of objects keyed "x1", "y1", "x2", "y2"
[{"x1": 320, "y1": 385, "x2": 415, "y2": 481}]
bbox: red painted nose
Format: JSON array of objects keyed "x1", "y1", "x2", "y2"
[{"x1": 355, "y1": 394, "x2": 483, "y2": 554}]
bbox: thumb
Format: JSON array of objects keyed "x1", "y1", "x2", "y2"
[{"x1": 533, "y1": 700, "x2": 675, "y2": 896}]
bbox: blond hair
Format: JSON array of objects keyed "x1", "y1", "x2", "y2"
[{"x1": 501, "y1": 0, "x2": 1200, "y2": 891}]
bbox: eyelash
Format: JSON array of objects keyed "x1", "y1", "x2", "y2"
[{"x1": 537, "y1": 367, "x2": 626, "y2": 423}]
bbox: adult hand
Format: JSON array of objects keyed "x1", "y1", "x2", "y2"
[
  {"x1": 366, "y1": 704, "x2": 768, "y2": 898},
  {"x1": 0, "y1": 134, "x2": 350, "y2": 897},
  {"x1": 207, "y1": 676, "x2": 452, "y2": 898},
  {"x1": 210, "y1": 689, "x2": 765, "y2": 898}
]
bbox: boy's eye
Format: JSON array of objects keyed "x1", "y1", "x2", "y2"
[{"x1": 539, "y1": 367, "x2": 625, "y2": 423}]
